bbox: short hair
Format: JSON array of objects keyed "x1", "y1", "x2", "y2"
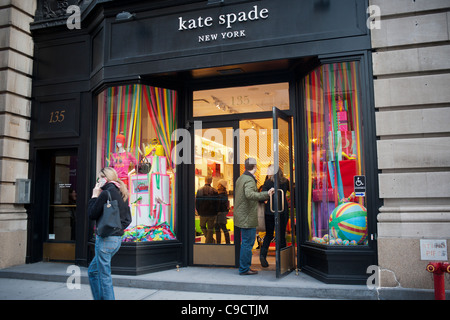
[
  {"x1": 205, "y1": 176, "x2": 213, "y2": 184},
  {"x1": 244, "y1": 158, "x2": 257, "y2": 171}
]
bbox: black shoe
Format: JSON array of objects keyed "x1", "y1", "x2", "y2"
[
  {"x1": 260, "y1": 255, "x2": 269, "y2": 268},
  {"x1": 240, "y1": 269, "x2": 258, "y2": 275}
]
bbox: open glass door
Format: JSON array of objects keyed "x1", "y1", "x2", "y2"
[
  {"x1": 272, "y1": 107, "x2": 296, "y2": 278},
  {"x1": 193, "y1": 121, "x2": 239, "y2": 266}
]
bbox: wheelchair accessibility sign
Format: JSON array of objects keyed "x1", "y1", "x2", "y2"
[{"x1": 354, "y1": 175, "x2": 366, "y2": 197}]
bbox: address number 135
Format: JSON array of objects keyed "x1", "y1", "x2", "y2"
[{"x1": 49, "y1": 110, "x2": 66, "y2": 123}]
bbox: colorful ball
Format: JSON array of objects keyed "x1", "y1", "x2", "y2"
[
  {"x1": 335, "y1": 238, "x2": 343, "y2": 245},
  {"x1": 329, "y1": 202, "x2": 367, "y2": 244},
  {"x1": 343, "y1": 240, "x2": 349, "y2": 246}
]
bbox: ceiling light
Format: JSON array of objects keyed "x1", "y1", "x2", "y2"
[{"x1": 116, "y1": 11, "x2": 136, "y2": 21}]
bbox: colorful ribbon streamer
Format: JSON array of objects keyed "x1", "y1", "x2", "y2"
[
  {"x1": 142, "y1": 86, "x2": 178, "y2": 229},
  {"x1": 305, "y1": 62, "x2": 364, "y2": 240}
]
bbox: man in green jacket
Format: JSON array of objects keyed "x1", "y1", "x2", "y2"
[{"x1": 235, "y1": 158, "x2": 274, "y2": 275}]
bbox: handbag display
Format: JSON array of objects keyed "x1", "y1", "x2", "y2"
[
  {"x1": 96, "y1": 190, "x2": 122, "y2": 237},
  {"x1": 138, "y1": 156, "x2": 151, "y2": 174}
]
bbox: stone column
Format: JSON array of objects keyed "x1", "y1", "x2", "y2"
[
  {"x1": 0, "y1": 0, "x2": 36, "y2": 268},
  {"x1": 370, "y1": 0, "x2": 450, "y2": 289}
]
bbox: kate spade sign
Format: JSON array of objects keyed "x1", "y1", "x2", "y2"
[{"x1": 177, "y1": 5, "x2": 269, "y2": 43}]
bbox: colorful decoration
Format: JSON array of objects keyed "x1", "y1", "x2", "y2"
[
  {"x1": 305, "y1": 61, "x2": 366, "y2": 244},
  {"x1": 122, "y1": 223, "x2": 176, "y2": 242},
  {"x1": 100, "y1": 85, "x2": 143, "y2": 168},
  {"x1": 99, "y1": 85, "x2": 178, "y2": 240},
  {"x1": 142, "y1": 86, "x2": 178, "y2": 229},
  {"x1": 329, "y1": 202, "x2": 367, "y2": 244}
]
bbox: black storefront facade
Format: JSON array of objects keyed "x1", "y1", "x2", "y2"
[{"x1": 27, "y1": 0, "x2": 380, "y2": 284}]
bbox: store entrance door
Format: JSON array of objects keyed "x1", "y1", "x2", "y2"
[
  {"x1": 42, "y1": 149, "x2": 78, "y2": 262},
  {"x1": 193, "y1": 121, "x2": 240, "y2": 266},
  {"x1": 272, "y1": 107, "x2": 296, "y2": 278}
]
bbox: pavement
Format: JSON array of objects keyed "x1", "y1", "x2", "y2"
[{"x1": 0, "y1": 262, "x2": 444, "y2": 301}]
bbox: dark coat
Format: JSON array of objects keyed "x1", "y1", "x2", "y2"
[
  {"x1": 261, "y1": 178, "x2": 289, "y2": 216},
  {"x1": 195, "y1": 184, "x2": 219, "y2": 217},
  {"x1": 87, "y1": 182, "x2": 132, "y2": 236}
]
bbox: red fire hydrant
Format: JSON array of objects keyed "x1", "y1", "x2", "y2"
[{"x1": 426, "y1": 262, "x2": 450, "y2": 300}]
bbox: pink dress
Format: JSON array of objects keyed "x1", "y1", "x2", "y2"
[{"x1": 110, "y1": 152, "x2": 137, "y2": 179}]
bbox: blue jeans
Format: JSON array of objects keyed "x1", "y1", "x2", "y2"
[
  {"x1": 239, "y1": 227, "x2": 256, "y2": 274},
  {"x1": 88, "y1": 235, "x2": 122, "y2": 300}
]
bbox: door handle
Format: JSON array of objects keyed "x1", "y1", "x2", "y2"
[{"x1": 269, "y1": 189, "x2": 285, "y2": 213}]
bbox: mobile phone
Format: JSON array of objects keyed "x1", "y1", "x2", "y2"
[{"x1": 98, "y1": 178, "x2": 107, "y2": 187}]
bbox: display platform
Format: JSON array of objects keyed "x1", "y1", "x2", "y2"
[{"x1": 89, "y1": 240, "x2": 183, "y2": 275}]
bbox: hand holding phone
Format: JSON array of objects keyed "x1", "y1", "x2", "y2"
[{"x1": 92, "y1": 178, "x2": 106, "y2": 198}]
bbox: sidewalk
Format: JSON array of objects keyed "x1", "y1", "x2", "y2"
[{"x1": 0, "y1": 262, "x2": 441, "y2": 300}]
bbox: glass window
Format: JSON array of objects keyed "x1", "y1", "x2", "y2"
[
  {"x1": 49, "y1": 154, "x2": 78, "y2": 242},
  {"x1": 193, "y1": 83, "x2": 289, "y2": 117},
  {"x1": 96, "y1": 84, "x2": 178, "y2": 242},
  {"x1": 194, "y1": 127, "x2": 234, "y2": 244},
  {"x1": 304, "y1": 61, "x2": 368, "y2": 246}
]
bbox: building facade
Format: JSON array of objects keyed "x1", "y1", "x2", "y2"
[
  {"x1": 0, "y1": 0, "x2": 35, "y2": 269},
  {"x1": 370, "y1": 0, "x2": 450, "y2": 289},
  {"x1": 0, "y1": 0, "x2": 449, "y2": 291}
]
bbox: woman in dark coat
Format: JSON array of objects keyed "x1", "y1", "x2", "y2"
[{"x1": 260, "y1": 165, "x2": 289, "y2": 268}]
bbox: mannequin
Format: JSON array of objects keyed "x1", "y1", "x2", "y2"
[{"x1": 110, "y1": 134, "x2": 137, "y2": 181}]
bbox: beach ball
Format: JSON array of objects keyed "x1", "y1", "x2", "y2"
[{"x1": 329, "y1": 202, "x2": 367, "y2": 244}]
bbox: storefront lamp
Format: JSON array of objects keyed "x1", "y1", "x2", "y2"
[{"x1": 116, "y1": 11, "x2": 136, "y2": 21}]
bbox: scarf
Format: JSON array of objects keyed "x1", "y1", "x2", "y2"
[{"x1": 110, "y1": 181, "x2": 121, "y2": 189}]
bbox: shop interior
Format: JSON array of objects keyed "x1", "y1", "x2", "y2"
[{"x1": 193, "y1": 82, "x2": 294, "y2": 271}]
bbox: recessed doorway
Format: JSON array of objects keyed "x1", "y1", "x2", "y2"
[
  {"x1": 41, "y1": 150, "x2": 78, "y2": 262},
  {"x1": 191, "y1": 82, "x2": 296, "y2": 277}
]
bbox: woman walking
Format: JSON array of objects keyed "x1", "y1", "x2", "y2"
[{"x1": 87, "y1": 167, "x2": 131, "y2": 300}]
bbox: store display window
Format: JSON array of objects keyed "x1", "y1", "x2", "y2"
[
  {"x1": 304, "y1": 61, "x2": 368, "y2": 246},
  {"x1": 96, "y1": 84, "x2": 178, "y2": 242}
]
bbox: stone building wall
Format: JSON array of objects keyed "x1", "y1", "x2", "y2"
[
  {"x1": 370, "y1": 0, "x2": 450, "y2": 289},
  {"x1": 0, "y1": 0, "x2": 36, "y2": 268}
]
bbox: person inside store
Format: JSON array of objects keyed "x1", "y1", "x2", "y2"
[
  {"x1": 215, "y1": 179, "x2": 230, "y2": 244},
  {"x1": 234, "y1": 158, "x2": 274, "y2": 275},
  {"x1": 195, "y1": 176, "x2": 219, "y2": 243},
  {"x1": 259, "y1": 165, "x2": 290, "y2": 268},
  {"x1": 87, "y1": 167, "x2": 132, "y2": 300}
]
